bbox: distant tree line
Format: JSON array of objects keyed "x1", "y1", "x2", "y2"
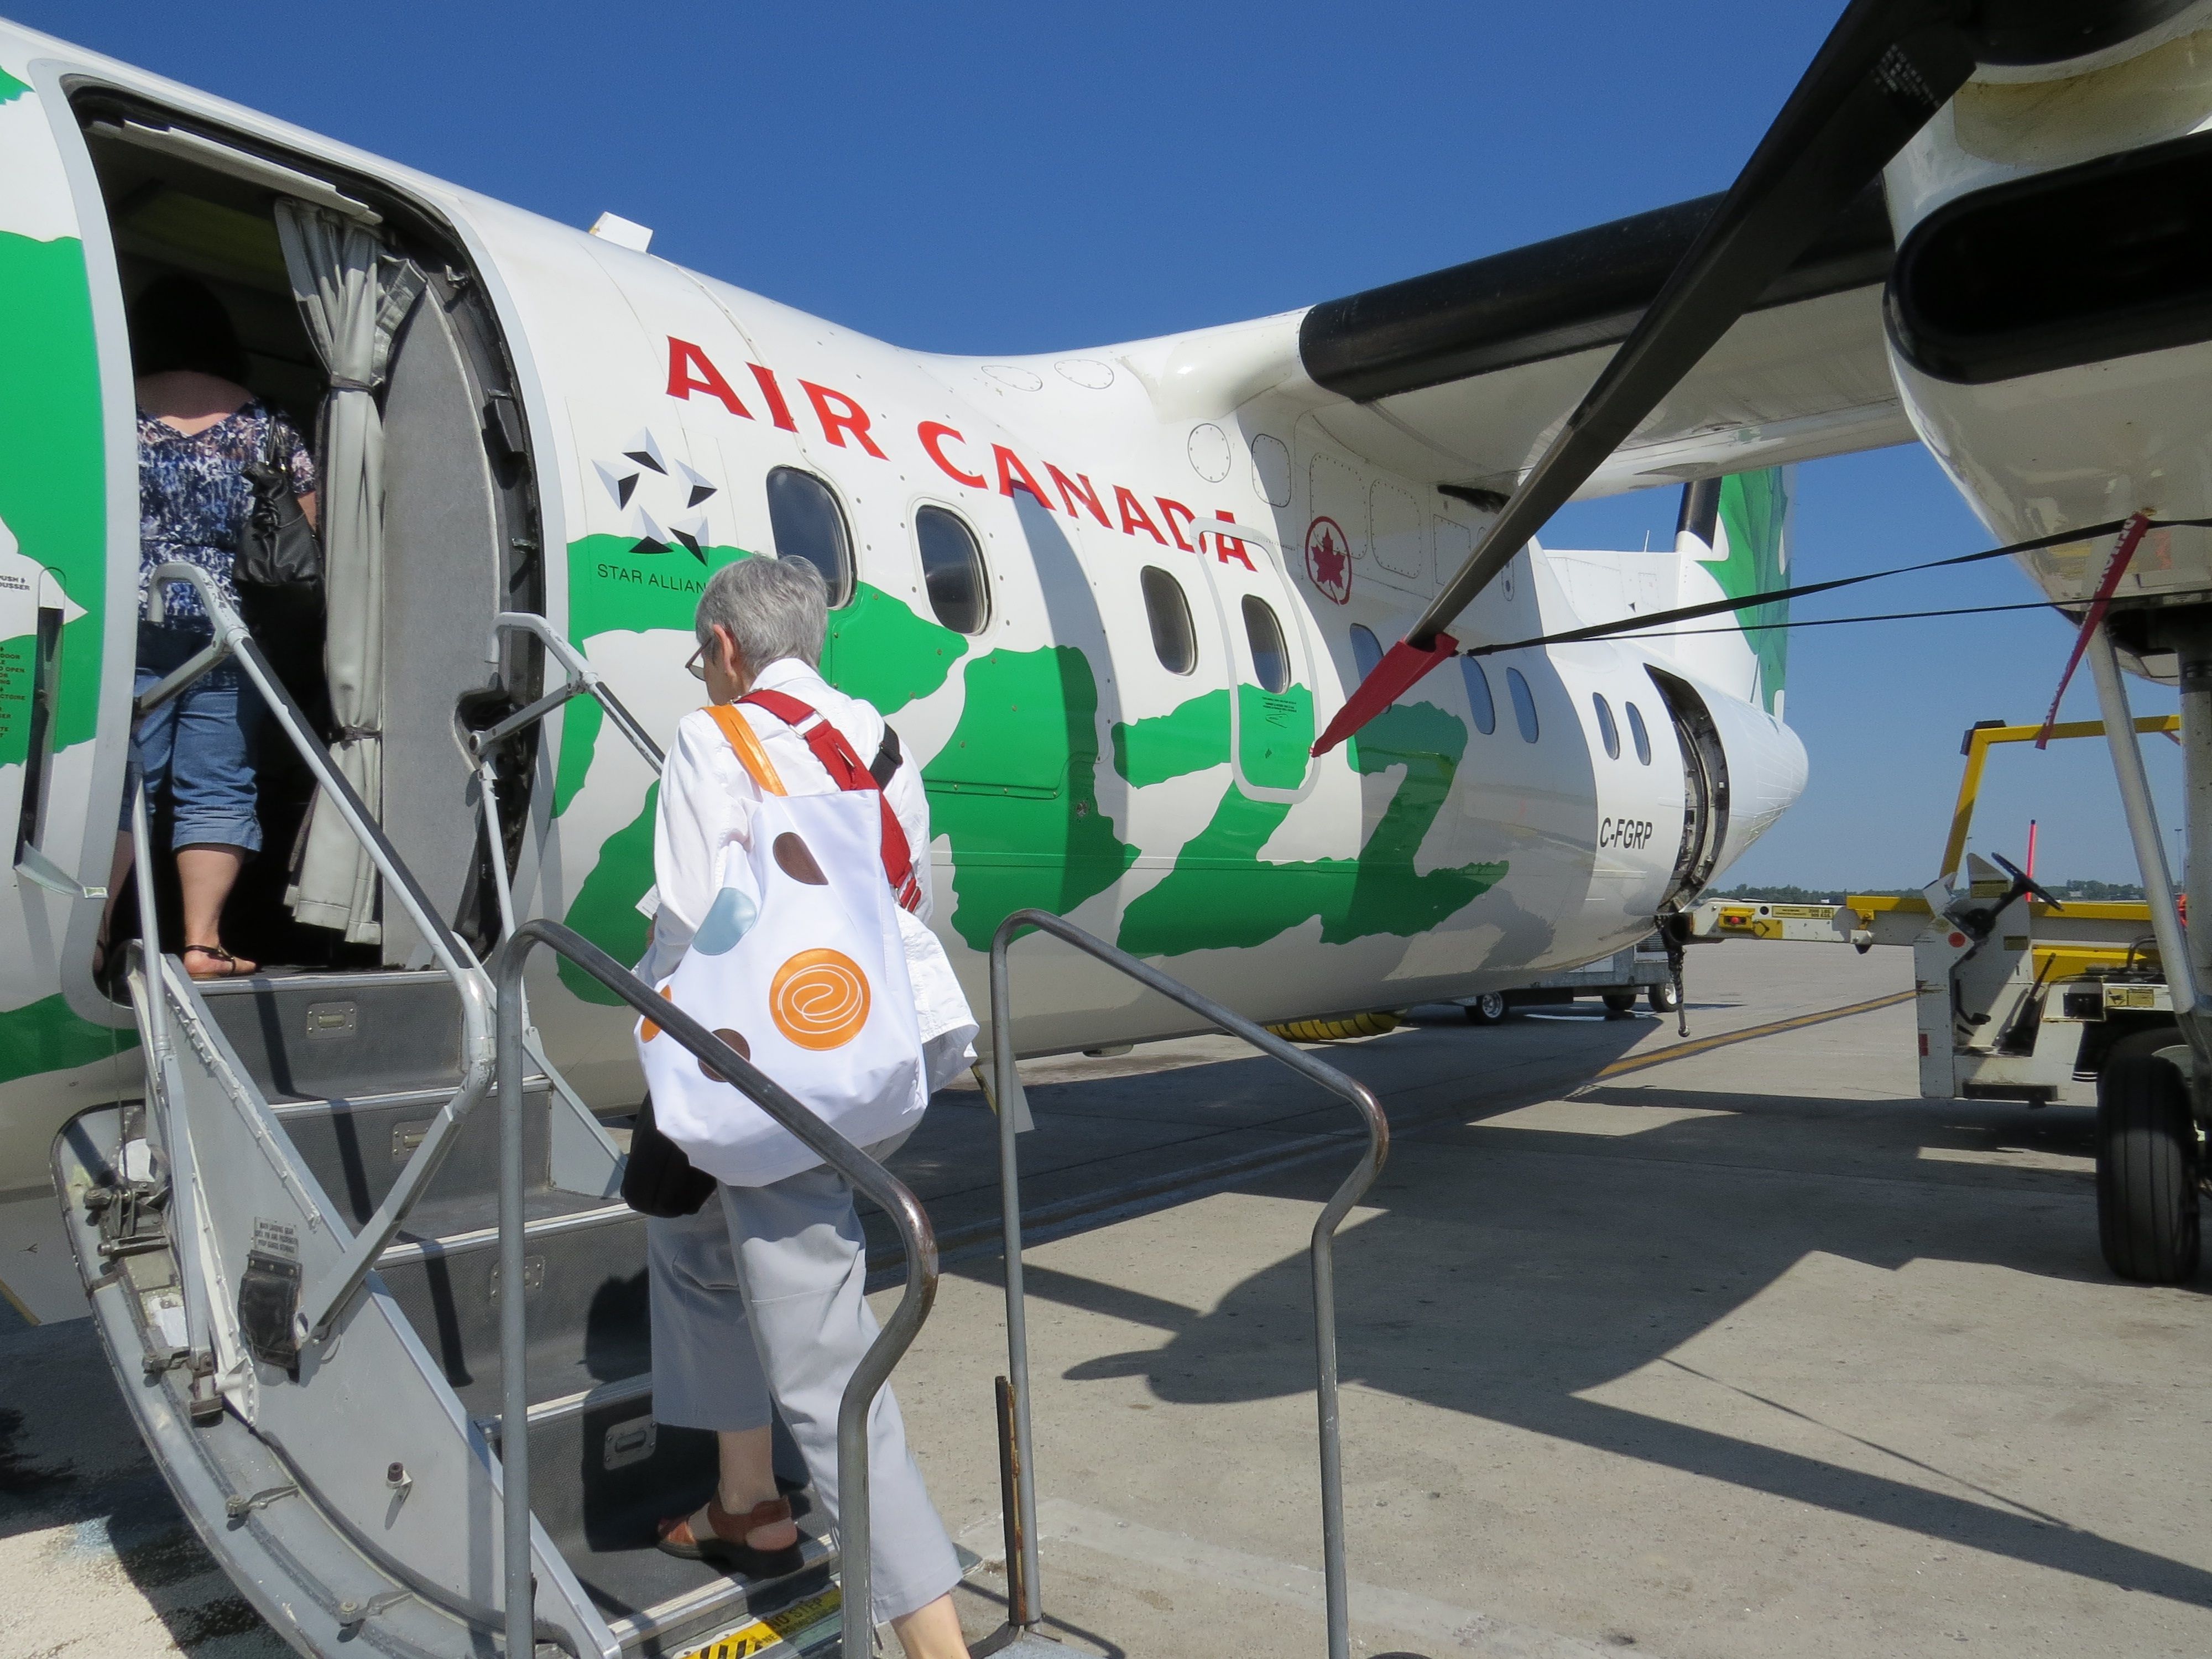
[{"x1": 1710, "y1": 878, "x2": 2147, "y2": 904}]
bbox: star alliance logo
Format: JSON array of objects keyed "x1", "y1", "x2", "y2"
[{"x1": 593, "y1": 428, "x2": 718, "y2": 561}]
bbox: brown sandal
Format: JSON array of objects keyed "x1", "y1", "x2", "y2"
[
  {"x1": 183, "y1": 944, "x2": 257, "y2": 979},
  {"x1": 655, "y1": 1495, "x2": 803, "y2": 1577}
]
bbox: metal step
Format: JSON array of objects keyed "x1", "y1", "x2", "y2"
[
  {"x1": 272, "y1": 1078, "x2": 554, "y2": 1227},
  {"x1": 374, "y1": 1192, "x2": 646, "y2": 1406},
  {"x1": 196, "y1": 968, "x2": 466, "y2": 1103}
]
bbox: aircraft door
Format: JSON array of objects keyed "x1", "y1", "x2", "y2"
[
  {"x1": 0, "y1": 58, "x2": 131, "y2": 1025},
  {"x1": 1646, "y1": 667, "x2": 1730, "y2": 904},
  {"x1": 1193, "y1": 518, "x2": 1317, "y2": 802}
]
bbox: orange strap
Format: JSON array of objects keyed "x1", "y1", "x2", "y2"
[{"x1": 704, "y1": 703, "x2": 786, "y2": 796}]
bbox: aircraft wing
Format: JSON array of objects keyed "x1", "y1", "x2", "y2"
[{"x1": 1295, "y1": 185, "x2": 1910, "y2": 500}]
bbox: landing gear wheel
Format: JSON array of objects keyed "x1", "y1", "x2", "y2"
[
  {"x1": 1648, "y1": 980, "x2": 1682, "y2": 1015},
  {"x1": 2095, "y1": 1031, "x2": 2202, "y2": 1284},
  {"x1": 1601, "y1": 992, "x2": 1639, "y2": 1018},
  {"x1": 1464, "y1": 992, "x2": 1509, "y2": 1025}
]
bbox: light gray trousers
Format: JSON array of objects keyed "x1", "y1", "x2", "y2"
[{"x1": 646, "y1": 1158, "x2": 959, "y2": 1624}]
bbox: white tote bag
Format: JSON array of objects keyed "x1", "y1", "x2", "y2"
[{"x1": 636, "y1": 737, "x2": 928, "y2": 1187}]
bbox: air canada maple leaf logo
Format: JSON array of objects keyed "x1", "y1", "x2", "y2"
[{"x1": 1305, "y1": 516, "x2": 1352, "y2": 604}]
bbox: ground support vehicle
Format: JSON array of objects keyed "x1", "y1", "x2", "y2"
[
  {"x1": 1457, "y1": 943, "x2": 1678, "y2": 1024},
  {"x1": 1687, "y1": 716, "x2": 2205, "y2": 1285}
]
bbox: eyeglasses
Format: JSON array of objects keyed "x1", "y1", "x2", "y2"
[{"x1": 685, "y1": 643, "x2": 707, "y2": 682}]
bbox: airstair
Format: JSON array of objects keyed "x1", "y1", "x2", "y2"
[{"x1": 54, "y1": 566, "x2": 1387, "y2": 1659}]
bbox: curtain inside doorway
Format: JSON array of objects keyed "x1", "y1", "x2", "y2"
[{"x1": 275, "y1": 203, "x2": 425, "y2": 943}]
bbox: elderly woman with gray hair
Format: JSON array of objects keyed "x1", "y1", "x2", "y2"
[{"x1": 636, "y1": 554, "x2": 972, "y2": 1659}]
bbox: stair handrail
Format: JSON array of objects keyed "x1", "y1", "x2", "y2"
[
  {"x1": 491, "y1": 919, "x2": 940, "y2": 1659},
  {"x1": 473, "y1": 611, "x2": 665, "y2": 767},
  {"x1": 987, "y1": 909, "x2": 1390, "y2": 1659},
  {"x1": 138, "y1": 564, "x2": 498, "y2": 1346}
]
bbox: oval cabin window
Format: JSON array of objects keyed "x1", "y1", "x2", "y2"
[
  {"x1": 1506, "y1": 666, "x2": 1539, "y2": 743},
  {"x1": 915, "y1": 505, "x2": 989, "y2": 634},
  {"x1": 1141, "y1": 566, "x2": 1197, "y2": 675},
  {"x1": 1243, "y1": 596, "x2": 1290, "y2": 693},
  {"x1": 1594, "y1": 693, "x2": 1620, "y2": 759},
  {"x1": 1626, "y1": 700, "x2": 1652, "y2": 765},
  {"x1": 1460, "y1": 657, "x2": 1496, "y2": 735},
  {"x1": 765, "y1": 467, "x2": 854, "y2": 607}
]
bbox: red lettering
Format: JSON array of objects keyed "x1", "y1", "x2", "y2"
[
  {"x1": 799, "y1": 380, "x2": 887, "y2": 459},
  {"x1": 1115, "y1": 486, "x2": 1167, "y2": 544},
  {"x1": 1157, "y1": 497, "x2": 1197, "y2": 552},
  {"x1": 1211, "y1": 509, "x2": 1257, "y2": 570},
  {"x1": 748, "y1": 363, "x2": 797, "y2": 432},
  {"x1": 1046, "y1": 465, "x2": 1109, "y2": 528},
  {"x1": 666, "y1": 337, "x2": 751, "y2": 419},
  {"x1": 994, "y1": 445, "x2": 1054, "y2": 508},
  {"x1": 919, "y1": 421, "x2": 986, "y2": 488}
]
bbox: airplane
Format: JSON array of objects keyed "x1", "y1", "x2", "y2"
[
  {"x1": 0, "y1": 18, "x2": 1811, "y2": 1326},
  {"x1": 12, "y1": 2, "x2": 2212, "y2": 1653}
]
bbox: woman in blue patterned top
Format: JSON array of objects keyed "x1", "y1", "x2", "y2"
[{"x1": 114, "y1": 276, "x2": 317, "y2": 978}]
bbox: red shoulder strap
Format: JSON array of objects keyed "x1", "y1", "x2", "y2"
[{"x1": 739, "y1": 688, "x2": 922, "y2": 911}]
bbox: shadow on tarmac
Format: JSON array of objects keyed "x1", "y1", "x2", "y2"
[{"x1": 945, "y1": 1018, "x2": 2212, "y2": 1615}]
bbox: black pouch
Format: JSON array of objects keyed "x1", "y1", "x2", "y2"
[
  {"x1": 621, "y1": 1093, "x2": 716, "y2": 1218},
  {"x1": 236, "y1": 417, "x2": 323, "y2": 593}
]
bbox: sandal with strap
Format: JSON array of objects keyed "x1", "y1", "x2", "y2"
[
  {"x1": 182, "y1": 944, "x2": 258, "y2": 979},
  {"x1": 655, "y1": 1494, "x2": 803, "y2": 1577}
]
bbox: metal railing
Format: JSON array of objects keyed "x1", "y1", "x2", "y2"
[
  {"x1": 987, "y1": 909, "x2": 1390, "y2": 1659},
  {"x1": 473, "y1": 611, "x2": 665, "y2": 769},
  {"x1": 492, "y1": 919, "x2": 940, "y2": 1659},
  {"x1": 137, "y1": 564, "x2": 497, "y2": 1344}
]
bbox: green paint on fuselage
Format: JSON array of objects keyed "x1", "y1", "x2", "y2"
[
  {"x1": 0, "y1": 67, "x2": 28, "y2": 103},
  {"x1": 557, "y1": 782, "x2": 658, "y2": 1005},
  {"x1": 0, "y1": 231, "x2": 106, "y2": 764},
  {"x1": 1114, "y1": 693, "x2": 1506, "y2": 957},
  {"x1": 924, "y1": 646, "x2": 1136, "y2": 951},
  {"x1": 0, "y1": 993, "x2": 135, "y2": 1086},
  {"x1": 820, "y1": 582, "x2": 969, "y2": 716},
  {"x1": 1710, "y1": 468, "x2": 1790, "y2": 714}
]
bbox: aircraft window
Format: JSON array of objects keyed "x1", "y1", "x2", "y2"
[
  {"x1": 1460, "y1": 656, "x2": 1495, "y2": 735},
  {"x1": 915, "y1": 505, "x2": 989, "y2": 634},
  {"x1": 766, "y1": 466, "x2": 854, "y2": 607},
  {"x1": 1141, "y1": 566, "x2": 1197, "y2": 675},
  {"x1": 1350, "y1": 623, "x2": 1383, "y2": 681},
  {"x1": 1593, "y1": 693, "x2": 1620, "y2": 759},
  {"x1": 1243, "y1": 596, "x2": 1290, "y2": 693},
  {"x1": 1626, "y1": 700, "x2": 1652, "y2": 764},
  {"x1": 1506, "y1": 666, "x2": 1539, "y2": 743}
]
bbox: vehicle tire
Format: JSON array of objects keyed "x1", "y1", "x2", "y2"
[
  {"x1": 1601, "y1": 992, "x2": 1639, "y2": 1016},
  {"x1": 1463, "y1": 992, "x2": 1510, "y2": 1026},
  {"x1": 2096, "y1": 1031, "x2": 2202, "y2": 1284},
  {"x1": 1648, "y1": 980, "x2": 1681, "y2": 1014}
]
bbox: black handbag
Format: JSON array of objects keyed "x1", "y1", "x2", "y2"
[
  {"x1": 620, "y1": 1093, "x2": 716, "y2": 1218},
  {"x1": 237, "y1": 416, "x2": 322, "y2": 592}
]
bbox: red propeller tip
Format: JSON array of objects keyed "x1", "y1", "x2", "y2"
[{"x1": 1311, "y1": 633, "x2": 1460, "y2": 757}]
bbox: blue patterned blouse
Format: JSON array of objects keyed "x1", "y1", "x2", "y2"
[{"x1": 137, "y1": 400, "x2": 316, "y2": 630}]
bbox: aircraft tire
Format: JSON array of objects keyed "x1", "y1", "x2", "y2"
[
  {"x1": 1463, "y1": 993, "x2": 1510, "y2": 1026},
  {"x1": 2095, "y1": 1034, "x2": 2201, "y2": 1285},
  {"x1": 1648, "y1": 980, "x2": 1681, "y2": 1014},
  {"x1": 1266, "y1": 1010, "x2": 1402, "y2": 1042}
]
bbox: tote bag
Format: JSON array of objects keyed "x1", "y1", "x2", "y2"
[{"x1": 635, "y1": 714, "x2": 928, "y2": 1186}]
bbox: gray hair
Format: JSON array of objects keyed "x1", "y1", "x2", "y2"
[{"x1": 696, "y1": 555, "x2": 828, "y2": 671}]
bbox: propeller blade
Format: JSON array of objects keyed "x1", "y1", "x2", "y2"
[{"x1": 1312, "y1": 0, "x2": 1977, "y2": 757}]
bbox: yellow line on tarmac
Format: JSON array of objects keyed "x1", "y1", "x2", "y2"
[{"x1": 1593, "y1": 989, "x2": 1916, "y2": 1081}]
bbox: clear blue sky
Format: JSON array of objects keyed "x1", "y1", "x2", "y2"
[{"x1": 23, "y1": 0, "x2": 2182, "y2": 888}]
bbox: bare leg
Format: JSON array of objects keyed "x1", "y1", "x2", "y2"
[
  {"x1": 175, "y1": 843, "x2": 257, "y2": 975},
  {"x1": 889, "y1": 1593, "x2": 971, "y2": 1659},
  {"x1": 94, "y1": 831, "x2": 134, "y2": 970},
  {"x1": 714, "y1": 1427, "x2": 799, "y2": 1548}
]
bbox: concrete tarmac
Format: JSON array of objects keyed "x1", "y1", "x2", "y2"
[{"x1": 3, "y1": 940, "x2": 2208, "y2": 1658}]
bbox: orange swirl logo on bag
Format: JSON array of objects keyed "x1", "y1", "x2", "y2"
[{"x1": 769, "y1": 948, "x2": 871, "y2": 1051}]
